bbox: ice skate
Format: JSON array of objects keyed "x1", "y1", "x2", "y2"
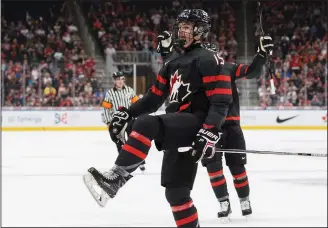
[
  {"x1": 240, "y1": 199, "x2": 252, "y2": 218},
  {"x1": 218, "y1": 199, "x2": 232, "y2": 223},
  {"x1": 83, "y1": 165, "x2": 132, "y2": 207}
]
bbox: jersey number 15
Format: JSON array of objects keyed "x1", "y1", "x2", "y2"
[{"x1": 213, "y1": 53, "x2": 225, "y2": 65}]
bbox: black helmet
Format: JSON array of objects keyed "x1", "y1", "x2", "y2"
[
  {"x1": 112, "y1": 71, "x2": 124, "y2": 79},
  {"x1": 173, "y1": 9, "x2": 211, "y2": 47}
]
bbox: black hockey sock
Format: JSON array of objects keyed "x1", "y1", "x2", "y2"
[
  {"x1": 166, "y1": 187, "x2": 199, "y2": 228},
  {"x1": 229, "y1": 165, "x2": 250, "y2": 199},
  {"x1": 171, "y1": 200, "x2": 199, "y2": 227},
  {"x1": 115, "y1": 115, "x2": 160, "y2": 173},
  {"x1": 206, "y1": 162, "x2": 229, "y2": 202}
]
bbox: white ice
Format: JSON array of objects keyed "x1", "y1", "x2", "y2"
[{"x1": 2, "y1": 130, "x2": 327, "y2": 227}]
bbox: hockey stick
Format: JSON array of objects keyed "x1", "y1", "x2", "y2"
[
  {"x1": 178, "y1": 147, "x2": 327, "y2": 157},
  {"x1": 258, "y1": 2, "x2": 276, "y2": 94},
  {"x1": 216, "y1": 148, "x2": 327, "y2": 158}
]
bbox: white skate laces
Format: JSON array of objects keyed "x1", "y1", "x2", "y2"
[
  {"x1": 103, "y1": 170, "x2": 119, "y2": 181},
  {"x1": 218, "y1": 200, "x2": 231, "y2": 223},
  {"x1": 241, "y1": 200, "x2": 251, "y2": 211},
  {"x1": 240, "y1": 199, "x2": 252, "y2": 217},
  {"x1": 220, "y1": 201, "x2": 230, "y2": 212}
]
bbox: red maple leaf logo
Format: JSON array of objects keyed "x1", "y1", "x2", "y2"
[
  {"x1": 170, "y1": 70, "x2": 180, "y2": 94},
  {"x1": 322, "y1": 113, "x2": 327, "y2": 122}
]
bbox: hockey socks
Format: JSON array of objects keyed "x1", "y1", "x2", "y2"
[
  {"x1": 229, "y1": 165, "x2": 252, "y2": 216},
  {"x1": 171, "y1": 200, "x2": 199, "y2": 227},
  {"x1": 229, "y1": 166, "x2": 250, "y2": 199},
  {"x1": 115, "y1": 130, "x2": 151, "y2": 172},
  {"x1": 206, "y1": 162, "x2": 229, "y2": 202},
  {"x1": 115, "y1": 115, "x2": 160, "y2": 173},
  {"x1": 166, "y1": 188, "x2": 199, "y2": 228}
]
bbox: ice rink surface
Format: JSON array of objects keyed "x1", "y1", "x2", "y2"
[{"x1": 2, "y1": 130, "x2": 327, "y2": 227}]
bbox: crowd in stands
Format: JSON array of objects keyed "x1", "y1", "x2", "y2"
[
  {"x1": 86, "y1": 0, "x2": 239, "y2": 63},
  {"x1": 2, "y1": 0, "x2": 326, "y2": 108},
  {"x1": 256, "y1": 1, "x2": 327, "y2": 107},
  {"x1": 1, "y1": 2, "x2": 102, "y2": 107}
]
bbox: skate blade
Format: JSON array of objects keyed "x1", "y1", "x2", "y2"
[
  {"x1": 83, "y1": 173, "x2": 110, "y2": 207},
  {"x1": 219, "y1": 214, "x2": 231, "y2": 224},
  {"x1": 244, "y1": 214, "x2": 252, "y2": 221}
]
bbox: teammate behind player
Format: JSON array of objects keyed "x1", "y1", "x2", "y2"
[
  {"x1": 157, "y1": 32, "x2": 273, "y2": 222},
  {"x1": 84, "y1": 9, "x2": 232, "y2": 227},
  {"x1": 201, "y1": 38, "x2": 273, "y2": 221},
  {"x1": 101, "y1": 71, "x2": 145, "y2": 172}
]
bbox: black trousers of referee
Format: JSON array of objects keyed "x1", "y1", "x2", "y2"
[{"x1": 114, "y1": 112, "x2": 204, "y2": 227}]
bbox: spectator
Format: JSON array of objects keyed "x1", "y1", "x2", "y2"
[
  {"x1": 256, "y1": 1, "x2": 327, "y2": 107},
  {"x1": 1, "y1": 2, "x2": 101, "y2": 107},
  {"x1": 60, "y1": 95, "x2": 73, "y2": 107},
  {"x1": 85, "y1": 0, "x2": 238, "y2": 61},
  {"x1": 44, "y1": 82, "x2": 56, "y2": 97}
]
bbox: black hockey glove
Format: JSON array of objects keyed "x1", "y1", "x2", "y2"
[
  {"x1": 109, "y1": 126, "x2": 125, "y2": 152},
  {"x1": 111, "y1": 134, "x2": 125, "y2": 151},
  {"x1": 257, "y1": 36, "x2": 274, "y2": 57},
  {"x1": 157, "y1": 31, "x2": 173, "y2": 56},
  {"x1": 191, "y1": 126, "x2": 223, "y2": 163},
  {"x1": 109, "y1": 107, "x2": 131, "y2": 145}
]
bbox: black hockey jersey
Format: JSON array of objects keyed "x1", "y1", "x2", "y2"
[
  {"x1": 221, "y1": 54, "x2": 266, "y2": 126},
  {"x1": 129, "y1": 43, "x2": 233, "y2": 130},
  {"x1": 157, "y1": 47, "x2": 266, "y2": 127}
]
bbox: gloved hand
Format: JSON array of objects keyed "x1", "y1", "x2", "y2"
[
  {"x1": 109, "y1": 107, "x2": 131, "y2": 144},
  {"x1": 191, "y1": 125, "x2": 223, "y2": 163},
  {"x1": 157, "y1": 31, "x2": 173, "y2": 56},
  {"x1": 110, "y1": 133, "x2": 125, "y2": 151},
  {"x1": 257, "y1": 36, "x2": 274, "y2": 56}
]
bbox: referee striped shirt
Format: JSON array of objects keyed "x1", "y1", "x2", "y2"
[{"x1": 101, "y1": 86, "x2": 139, "y2": 124}]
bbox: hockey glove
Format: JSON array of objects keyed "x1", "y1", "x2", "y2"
[
  {"x1": 157, "y1": 31, "x2": 173, "y2": 56},
  {"x1": 109, "y1": 107, "x2": 131, "y2": 145},
  {"x1": 191, "y1": 126, "x2": 223, "y2": 163},
  {"x1": 109, "y1": 126, "x2": 125, "y2": 152},
  {"x1": 257, "y1": 36, "x2": 274, "y2": 56}
]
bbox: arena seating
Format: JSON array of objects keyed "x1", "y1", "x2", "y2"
[
  {"x1": 255, "y1": 1, "x2": 327, "y2": 107},
  {"x1": 85, "y1": 1, "x2": 238, "y2": 62},
  {"x1": 1, "y1": 2, "x2": 100, "y2": 107}
]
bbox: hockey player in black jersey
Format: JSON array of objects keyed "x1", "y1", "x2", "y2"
[
  {"x1": 201, "y1": 39, "x2": 273, "y2": 221},
  {"x1": 157, "y1": 31, "x2": 273, "y2": 222},
  {"x1": 84, "y1": 9, "x2": 233, "y2": 227}
]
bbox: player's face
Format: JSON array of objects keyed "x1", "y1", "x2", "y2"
[
  {"x1": 114, "y1": 77, "x2": 125, "y2": 88},
  {"x1": 178, "y1": 22, "x2": 194, "y2": 47}
]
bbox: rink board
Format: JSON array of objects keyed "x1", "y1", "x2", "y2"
[{"x1": 1, "y1": 108, "x2": 327, "y2": 131}]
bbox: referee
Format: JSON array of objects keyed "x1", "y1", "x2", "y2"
[{"x1": 101, "y1": 71, "x2": 146, "y2": 171}]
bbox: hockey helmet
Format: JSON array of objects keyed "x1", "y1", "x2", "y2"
[
  {"x1": 112, "y1": 71, "x2": 125, "y2": 79},
  {"x1": 173, "y1": 9, "x2": 211, "y2": 48}
]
